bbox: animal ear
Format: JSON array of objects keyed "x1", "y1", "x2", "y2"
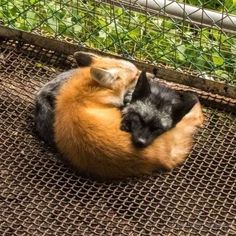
[
  {"x1": 172, "y1": 92, "x2": 199, "y2": 124},
  {"x1": 152, "y1": 67, "x2": 158, "y2": 77},
  {"x1": 73, "y1": 51, "x2": 97, "y2": 67},
  {"x1": 90, "y1": 67, "x2": 117, "y2": 88},
  {"x1": 131, "y1": 70, "x2": 151, "y2": 102}
]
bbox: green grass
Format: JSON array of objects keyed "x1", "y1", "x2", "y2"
[{"x1": 0, "y1": 0, "x2": 235, "y2": 85}]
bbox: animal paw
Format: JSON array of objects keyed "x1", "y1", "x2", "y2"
[
  {"x1": 123, "y1": 89, "x2": 134, "y2": 106},
  {"x1": 120, "y1": 116, "x2": 131, "y2": 132}
]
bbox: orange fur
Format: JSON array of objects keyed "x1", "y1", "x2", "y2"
[{"x1": 54, "y1": 57, "x2": 204, "y2": 180}]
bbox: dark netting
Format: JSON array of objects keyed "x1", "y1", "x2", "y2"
[
  {"x1": 1, "y1": 0, "x2": 236, "y2": 86},
  {"x1": 0, "y1": 39, "x2": 235, "y2": 235}
]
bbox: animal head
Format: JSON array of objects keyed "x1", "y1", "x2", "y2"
[
  {"x1": 73, "y1": 51, "x2": 139, "y2": 91},
  {"x1": 121, "y1": 70, "x2": 199, "y2": 147}
]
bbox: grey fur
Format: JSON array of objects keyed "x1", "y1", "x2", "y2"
[
  {"x1": 35, "y1": 69, "x2": 76, "y2": 146},
  {"x1": 122, "y1": 100, "x2": 173, "y2": 130},
  {"x1": 121, "y1": 70, "x2": 199, "y2": 147}
]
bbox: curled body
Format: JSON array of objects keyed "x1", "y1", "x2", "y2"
[
  {"x1": 121, "y1": 70, "x2": 200, "y2": 148},
  {"x1": 35, "y1": 69, "x2": 76, "y2": 145},
  {"x1": 54, "y1": 55, "x2": 204, "y2": 179},
  {"x1": 34, "y1": 51, "x2": 138, "y2": 146}
]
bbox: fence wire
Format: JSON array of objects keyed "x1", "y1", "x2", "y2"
[
  {"x1": 0, "y1": 0, "x2": 236, "y2": 85},
  {"x1": 0, "y1": 38, "x2": 236, "y2": 236}
]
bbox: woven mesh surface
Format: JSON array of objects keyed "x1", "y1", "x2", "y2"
[
  {"x1": 0, "y1": 39, "x2": 235, "y2": 235},
  {"x1": 1, "y1": 0, "x2": 236, "y2": 85}
]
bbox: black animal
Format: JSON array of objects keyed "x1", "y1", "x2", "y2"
[{"x1": 121, "y1": 70, "x2": 199, "y2": 147}]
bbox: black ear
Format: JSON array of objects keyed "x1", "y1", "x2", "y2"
[
  {"x1": 172, "y1": 92, "x2": 199, "y2": 124},
  {"x1": 152, "y1": 67, "x2": 158, "y2": 77},
  {"x1": 131, "y1": 70, "x2": 151, "y2": 102},
  {"x1": 73, "y1": 51, "x2": 96, "y2": 67}
]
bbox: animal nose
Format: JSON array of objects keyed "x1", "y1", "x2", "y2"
[{"x1": 135, "y1": 138, "x2": 147, "y2": 147}]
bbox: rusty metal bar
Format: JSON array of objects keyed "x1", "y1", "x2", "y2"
[{"x1": 0, "y1": 25, "x2": 236, "y2": 99}]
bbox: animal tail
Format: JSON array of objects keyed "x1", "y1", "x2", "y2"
[
  {"x1": 34, "y1": 69, "x2": 77, "y2": 146},
  {"x1": 35, "y1": 91, "x2": 55, "y2": 146}
]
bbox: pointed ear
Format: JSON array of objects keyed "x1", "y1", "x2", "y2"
[
  {"x1": 152, "y1": 67, "x2": 158, "y2": 77},
  {"x1": 90, "y1": 67, "x2": 117, "y2": 88},
  {"x1": 73, "y1": 51, "x2": 97, "y2": 67},
  {"x1": 172, "y1": 92, "x2": 199, "y2": 124},
  {"x1": 131, "y1": 70, "x2": 151, "y2": 102}
]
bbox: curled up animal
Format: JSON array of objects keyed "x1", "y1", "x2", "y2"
[{"x1": 35, "y1": 52, "x2": 204, "y2": 180}]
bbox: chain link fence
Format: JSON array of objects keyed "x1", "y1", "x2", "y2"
[
  {"x1": 1, "y1": 1, "x2": 236, "y2": 235},
  {"x1": 0, "y1": 0, "x2": 236, "y2": 85},
  {"x1": 0, "y1": 38, "x2": 235, "y2": 236}
]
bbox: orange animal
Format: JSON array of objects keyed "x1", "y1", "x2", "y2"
[{"x1": 54, "y1": 52, "x2": 204, "y2": 180}]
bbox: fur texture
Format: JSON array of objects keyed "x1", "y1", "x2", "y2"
[
  {"x1": 121, "y1": 70, "x2": 199, "y2": 147},
  {"x1": 35, "y1": 51, "x2": 138, "y2": 146},
  {"x1": 54, "y1": 55, "x2": 204, "y2": 180},
  {"x1": 35, "y1": 69, "x2": 76, "y2": 145}
]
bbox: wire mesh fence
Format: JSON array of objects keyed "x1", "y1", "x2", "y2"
[
  {"x1": 0, "y1": 0, "x2": 236, "y2": 86},
  {"x1": 0, "y1": 1, "x2": 236, "y2": 234},
  {"x1": 0, "y1": 38, "x2": 235, "y2": 236}
]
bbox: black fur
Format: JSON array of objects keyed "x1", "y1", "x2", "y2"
[
  {"x1": 73, "y1": 51, "x2": 94, "y2": 67},
  {"x1": 121, "y1": 70, "x2": 199, "y2": 148},
  {"x1": 35, "y1": 69, "x2": 76, "y2": 146},
  {"x1": 35, "y1": 51, "x2": 96, "y2": 146}
]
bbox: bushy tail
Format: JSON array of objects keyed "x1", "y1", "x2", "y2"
[
  {"x1": 35, "y1": 90, "x2": 55, "y2": 146},
  {"x1": 34, "y1": 69, "x2": 76, "y2": 146}
]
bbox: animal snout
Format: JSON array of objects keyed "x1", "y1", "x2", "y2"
[{"x1": 133, "y1": 137, "x2": 148, "y2": 147}]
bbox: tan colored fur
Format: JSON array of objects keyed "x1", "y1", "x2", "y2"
[{"x1": 54, "y1": 57, "x2": 204, "y2": 180}]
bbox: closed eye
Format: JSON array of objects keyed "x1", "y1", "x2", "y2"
[
  {"x1": 149, "y1": 124, "x2": 163, "y2": 133},
  {"x1": 130, "y1": 114, "x2": 143, "y2": 129},
  {"x1": 152, "y1": 127, "x2": 162, "y2": 132}
]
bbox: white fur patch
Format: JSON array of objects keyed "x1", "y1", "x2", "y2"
[
  {"x1": 120, "y1": 60, "x2": 137, "y2": 71},
  {"x1": 103, "y1": 91, "x2": 125, "y2": 107},
  {"x1": 107, "y1": 68, "x2": 119, "y2": 77},
  {"x1": 104, "y1": 97, "x2": 124, "y2": 107},
  {"x1": 161, "y1": 117, "x2": 173, "y2": 129}
]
